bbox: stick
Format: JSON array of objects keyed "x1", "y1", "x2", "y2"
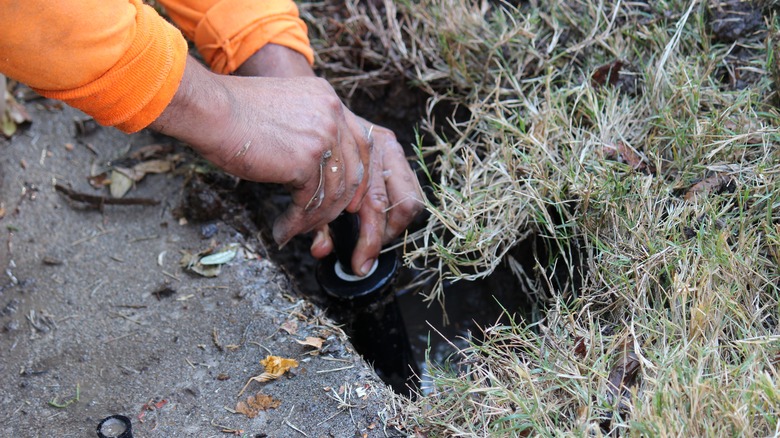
[{"x1": 54, "y1": 184, "x2": 159, "y2": 206}]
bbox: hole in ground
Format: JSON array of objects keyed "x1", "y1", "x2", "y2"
[
  {"x1": 228, "y1": 183, "x2": 582, "y2": 398},
  {"x1": 182, "y1": 76, "x2": 586, "y2": 396}
]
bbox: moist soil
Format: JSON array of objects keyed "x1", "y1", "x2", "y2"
[{"x1": 0, "y1": 99, "x2": 401, "y2": 437}]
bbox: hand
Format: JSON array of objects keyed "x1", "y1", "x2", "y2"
[
  {"x1": 150, "y1": 55, "x2": 372, "y2": 245},
  {"x1": 310, "y1": 120, "x2": 423, "y2": 275},
  {"x1": 237, "y1": 45, "x2": 424, "y2": 276}
]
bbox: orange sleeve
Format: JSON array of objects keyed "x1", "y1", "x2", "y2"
[
  {"x1": 0, "y1": 0, "x2": 188, "y2": 133},
  {"x1": 159, "y1": 0, "x2": 314, "y2": 74}
]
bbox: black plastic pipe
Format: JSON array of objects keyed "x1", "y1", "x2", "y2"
[{"x1": 315, "y1": 213, "x2": 419, "y2": 394}]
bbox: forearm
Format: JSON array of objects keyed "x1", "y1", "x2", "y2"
[{"x1": 235, "y1": 44, "x2": 315, "y2": 78}]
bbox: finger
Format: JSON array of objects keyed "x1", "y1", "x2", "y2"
[
  {"x1": 377, "y1": 134, "x2": 425, "y2": 243},
  {"x1": 343, "y1": 110, "x2": 372, "y2": 213},
  {"x1": 310, "y1": 224, "x2": 333, "y2": 259},
  {"x1": 273, "y1": 151, "x2": 343, "y2": 247},
  {"x1": 350, "y1": 143, "x2": 388, "y2": 276},
  {"x1": 273, "y1": 121, "x2": 361, "y2": 246}
]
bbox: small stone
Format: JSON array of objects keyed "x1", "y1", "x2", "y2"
[
  {"x1": 200, "y1": 223, "x2": 218, "y2": 239},
  {"x1": 3, "y1": 319, "x2": 19, "y2": 332}
]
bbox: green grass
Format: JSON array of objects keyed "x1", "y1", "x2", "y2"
[{"x1": 303, "y1": 0, "x2": 780, "y2": 435}]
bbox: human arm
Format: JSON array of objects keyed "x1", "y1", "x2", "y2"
[
  {"x1": 150, "y1": 55, "x2": 372, "y2": 243},
  {"x1": 0, "y1": 0, "x2": 370, "y2": 244}
]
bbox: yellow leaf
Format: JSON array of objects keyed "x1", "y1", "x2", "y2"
[
  {"x1": 238, "y1": 356, "x2": 299, "y2": 396},
  {"x1": 260, "y1": 355, "x2": 299, "y2": 377}
]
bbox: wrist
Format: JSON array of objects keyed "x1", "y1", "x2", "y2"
[
  {"x1": 235, "y1": 44, "x2": 315, "y2": 78},
  {"x1": 149, "y1": 57, "x2": 240, "y2": 170}
]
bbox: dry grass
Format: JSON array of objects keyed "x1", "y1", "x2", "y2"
[{"x1": 302, "y1": 0, "x2": 780, "y2": 435}]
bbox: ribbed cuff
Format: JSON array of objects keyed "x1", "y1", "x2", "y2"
[
  {"x1": 193, "y1": 0, "x2": 314, "y2": 74},
  {"x1": 33, "y1": 1, "x2": 189, "y2": 133}
]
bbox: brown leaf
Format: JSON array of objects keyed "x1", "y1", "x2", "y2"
[
  {"x1": 235, "y1": 392, "x2": 281, "y2": 419},
  {"x1": 129, "y1": 144, "x2": 174, "y2": 160},
  {"x1": 683, "y1": 173, "x2": 733, "y2": 201},
  {"x1": 606, "y1": 349, "x2": 641, "y2": 405},
  {"x1": 603, "y1": 141, "x2": 654, "y2": 174},
  {"x1": 280, "y1": 319, "x2": 298, "y2": 335},
  {"x1": 88, "y1": 172, "x2": 111, "y2": 189},
  {"x1": 295, "y1": 336, "x2": 325, "y2": 350},
  {"x1": 591, "y1": 61, "x2": 625, "y2": 88},
  {"x1": 573, "y1": 336, "x2": 587, "y2": 358}
]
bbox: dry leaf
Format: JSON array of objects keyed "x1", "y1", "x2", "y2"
[
  {"x1": 573, "y1": 336, "x2": 587, "y2": 358},
  {"x1": 280, "y1": 319, "x2": 298, "y2": 335},
  {"x1": 683, "y1": 173, "x2": 733, "y2": 201},
  {"x1": 133, "y1": 159, "x2": 172, "y2": 175},
  {"x1": 591, "y1": 61, "x2": 625, "y2": 88},
  {"x1": 295, "y1": 336, "x2": 324, "y2": 350},
  {"x1": 606, "y1": 349, "x2": 641, "y2": 407},
  {"x1": 2, "y1": 75, "x2": 32, "y2": 138},
  {"x1": 88, "y1": 172, "x2": 111, "y2": 188},
  {"x1": 260, "y1": 355, "x2": 299, "y2": 376},
  {"x1": 235, "y1": 392, "x2": 281, "y2": 419},
  {"x1": 603, "y1": 141, "x2": 654, "y2": 174},
  {"x1": 0, "y1": 74, "x2": 5, "y2": 119},
  {"x1": 110, "y1": 169, "x2": 134, "y2": 198},
  {"x1": 238, "y1": 356, "x2": 299, "y2": 396},
  {"x1": 129, "y1": 144, "x2": 174, "y2": 160}
]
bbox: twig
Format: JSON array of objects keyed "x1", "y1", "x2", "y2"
[
  {"x1": 248, "y1": 341, "x2": 273, "y2": 355},
  {"x1": 161, "y1": 270, "x2": 180, "y2": 281},
  {"x1": 71, "y1": 228, "x2": 115, "y2": 246},
  {"x1": 316, "y1": 365, "x2": 355, "y2": 374},
  {"x1": 55, "y1": 183, "x2": 159, "y2": 207},
  {"x1": 128, "y1": 234, "x2": 158, "y2": 243},
  {"x1": 320, "y1": 357, "x2": 351, "y2": 363},
  {"x1": 284, "y1": 406, "x2": 308, "y2": 437},
  {"x1": 108, "y1": 311, "x2": 144, "y2": 326}
]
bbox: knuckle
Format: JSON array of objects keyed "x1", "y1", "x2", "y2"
[
  {"x1": 369, "y1": 191, "x2": 390, "y2": 210},
  {"x1": 333, "y1": 180, "x2": 346, "y2": 200},
  {"x1": 397, "y1": 197, "x2": 423, "y2": 218}
]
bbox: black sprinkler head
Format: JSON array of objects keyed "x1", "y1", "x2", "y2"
[
  {"x1": 315, "y1": 213, "x2": 398, "y2": 302},
  {"x1": 96, "y1": 415, "x2": 133, "y2": 438}
]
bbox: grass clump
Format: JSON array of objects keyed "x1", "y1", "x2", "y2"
[{"x1": 303, "y1": 0, "x2": 780, "y2": 434}]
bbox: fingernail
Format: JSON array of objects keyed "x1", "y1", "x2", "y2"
[
  {"x1": 312, "y1": 229, "x2": 327, "y2": 248},
  {"x1": 360, "y1": 259, "x2": 375, "y2": 276}
]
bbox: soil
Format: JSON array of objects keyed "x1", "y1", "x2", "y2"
[{"x1": 0, "y1": 98, "x2": 401, "y2": 437}]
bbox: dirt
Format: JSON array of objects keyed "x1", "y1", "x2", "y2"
[{"x1": 0, "y1": 98, "x2": 401, "y2": 437}]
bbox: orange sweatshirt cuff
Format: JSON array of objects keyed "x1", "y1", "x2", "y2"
[
  {"x1": 192, "y1": 0, "x2": 314, "y2": 74},
  {"x1": 33, "y1": 1, "x2": 188, "y2": 133}
]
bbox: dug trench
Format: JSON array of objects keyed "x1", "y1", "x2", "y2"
[{"x1": 184, "y1": 82, "x2": 585, "y2": 397}]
